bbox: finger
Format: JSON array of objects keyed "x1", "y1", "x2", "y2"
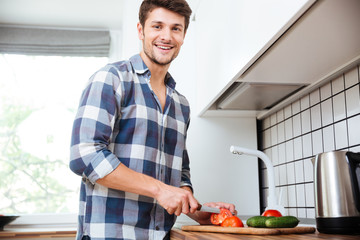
[
  {"x1": 227, "y1": 203, "x2": 236, "y2": 214},
  {"x1": 188, "y1": 196, "x2": 199, "y2": 214},
  {"x1": 175, "y1": 204, "x2": 182, "y2": 216},
  {"x1": 216, "y1": 202, "x2": 236, "y2": 214},
  {"x1": 166, "y1": 207, "x2": 175, "y2": 215},
  {"x1": 203, "y1": 202, "x2": 218, "y2": 208},
  {"x1": 182, "y1": 201, "x2": 190, "y2": 214}
]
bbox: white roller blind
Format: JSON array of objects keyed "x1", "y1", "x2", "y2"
[{"x1": 0, "y1": 26, "x2": 110, "y2": 57}]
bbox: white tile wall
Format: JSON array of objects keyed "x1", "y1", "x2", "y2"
[
  {"x1": 334, "y1": 120, "x2": 348, "y2": 149},
  {"x1": 346, "y1": 85, "x2": 360, "y2": 117},
  {"x1": 309, "y1": 89, "x2": 320, "y2": 105},
  {"x1": 320, "y1": 82, "x2": 332, "y2": 100},
  {"x1": 285, "y1": 140, "x2": 294, "y2": 162},
  {"x1": 312, "y1": 130, "x2": 323, "y2": 155},
  {"x1": 323, "y1": 125, "x2": 335, "y2": 152},
  {"x1": 303, "y1": 158, "x2": 313, "y2": 182},
  {"x1": 259, "y1": 65, "x2": 360, "y2": 219},
  {"x1": 321, "y1": 99, "x2": 333, "y2": 126},
  {"x1": 301, "y1": 109, "x2": 311, "y2": 134},
  {"x1": 294, "y1": 137, "x2": 303, "y2": 160},
  {"x1": 287, "y1": 162, "x2": 295, "y2": 185},
  {"x1": 333, "y1": 92, "x2": 346, "y2": 121},
  {"x1": 345, "y1": 68, "x2": 358, "y2": 88},
  {"x1": 302, "y1": 133, "x2": 312, "y2": 158},
  {"x1": 332, "y1": 75, "x2": 344, "y2": 94},
  {"x1": 310, "y1": 104, "x2": 321, "y2": 130},
  {"x1": 348, "y1": 115, "x2": 360, "y2": 146}
]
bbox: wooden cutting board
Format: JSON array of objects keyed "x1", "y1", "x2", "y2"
[{"x1": 181, "y1": 225, "x2": 316, "y2": 235}]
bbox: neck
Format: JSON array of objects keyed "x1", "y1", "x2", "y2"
[{"x1": 140, "y1": 51, "x2": 169, "y2": 86}]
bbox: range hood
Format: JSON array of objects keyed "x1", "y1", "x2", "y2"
[{"x1": 216, "y1": 82, "x2": 306, "y2": 110}]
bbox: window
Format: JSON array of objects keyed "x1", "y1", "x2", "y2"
[{"x1": 0, "y1": 54, "x2": 108, "y2": 218}]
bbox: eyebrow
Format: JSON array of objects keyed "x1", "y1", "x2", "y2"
[{"x1": 151, "y1": 21, "x2": 184, "y2": 28}]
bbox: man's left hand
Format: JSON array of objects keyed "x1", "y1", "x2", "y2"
[{"x1": 186, "y1": 201, "x2": 237, "y2": 225}]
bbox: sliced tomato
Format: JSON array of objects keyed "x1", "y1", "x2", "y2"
[
  {"x1": 220, "y1": 216, "x2": 244, "y2": 227},
  {"x1": 261, "y1": 209, "x2": 282, "y2": 217},
  {"x1": 210, "y1": 208, "x2": 233, "y2": 225}
]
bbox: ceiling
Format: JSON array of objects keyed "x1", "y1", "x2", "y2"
[{"x1": 0, "y1": 0, "x2": 199, "y2": 30}]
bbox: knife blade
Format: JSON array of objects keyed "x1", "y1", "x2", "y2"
[{"x1": 196, "y1": 204, "x2": 221, "y2": 214}]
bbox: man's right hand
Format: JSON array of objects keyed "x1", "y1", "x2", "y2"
[
  {"x1": 96, "y1": 164, "x2": 199, "y2": 216},
  {"x1": 155, "y1": 183, "x2": 198, "y2": 216}
]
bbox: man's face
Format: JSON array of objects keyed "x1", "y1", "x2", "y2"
[{"x1": 137, "y1": 7, "x2": 186, "y2": 66}]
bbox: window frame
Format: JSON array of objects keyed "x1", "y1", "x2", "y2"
[{"x1": 8, "y1": 213, "x2": 78, "y2": 228}]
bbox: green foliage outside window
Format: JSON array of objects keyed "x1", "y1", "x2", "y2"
[{"x1": 0, "y1": 103, "x2": 75, "y2": 214}]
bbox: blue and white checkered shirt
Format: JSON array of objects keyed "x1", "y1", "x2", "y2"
[{"x1": 70, "y1": 54, "x2": 192, "y2": 240}]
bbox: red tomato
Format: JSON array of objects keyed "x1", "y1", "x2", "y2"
[
  {"x1": 261, "y1": 209, "x2": 282, "y2": 217},
  {"x1": 210, "y1": 208, "x2": 233, "y2": 225},
  {"x1": 220, "y1": 216, "x2": 244, "y2": 227}
]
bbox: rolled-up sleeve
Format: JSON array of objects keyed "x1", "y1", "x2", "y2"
[{"x1": 70, "y1": 66, "x2": 122, "y2": 184}]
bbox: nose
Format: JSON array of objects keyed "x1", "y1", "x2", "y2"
[{"x1": 160, "y1": 27, "x2": 172, "y2": 41}]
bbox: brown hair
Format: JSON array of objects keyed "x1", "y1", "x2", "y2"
[{"x1": 139, "y1": 0, "x2": 192, "y2": 32}]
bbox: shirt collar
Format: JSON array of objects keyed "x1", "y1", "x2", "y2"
[
  {"x1": 129, "y1": 54, "x2": 176, "y2": 90},
  {"x1": 129, "y1": 54, "x2": 148, "y2": 74}
]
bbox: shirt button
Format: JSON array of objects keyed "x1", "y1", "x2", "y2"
[{"x1": 155, "y1": 226, "x2": 160, "y2": 231}]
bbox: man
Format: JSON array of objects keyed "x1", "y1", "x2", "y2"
[{"x1": 70, "y1": 0, "x2": 236, "y2": 239}]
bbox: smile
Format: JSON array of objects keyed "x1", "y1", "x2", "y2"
[{"x1": 155, "y1": 44, "x2": 173, "y2": 50}]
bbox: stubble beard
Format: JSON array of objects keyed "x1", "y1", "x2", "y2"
[{"x1": 142, "y1": 38, "x2": 178, "y2": 66}]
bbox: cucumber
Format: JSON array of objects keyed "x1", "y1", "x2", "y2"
[
  {"x1": 246, "y1": 216, "x2": 275, "y2": 228},
  {"x1": 265, "y1": 216, "x2": 299, "y2": 228}
]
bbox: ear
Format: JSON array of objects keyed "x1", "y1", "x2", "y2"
[{"x1": 137, "y1": 22, "x2": 144, "y2": 40}]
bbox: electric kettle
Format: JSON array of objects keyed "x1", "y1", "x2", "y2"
[{"x1": 312, "y1": 151, "x2": 360, "y2": 234}]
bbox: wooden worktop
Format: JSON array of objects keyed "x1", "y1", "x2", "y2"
[
  {"x1": 0, "y1": 228, "x2": 76, "y2": 239},
  {"x1": 1, "y1": 227, "x2": 359, "y2": 239},
  {"x1": 170, "y1": 229, "x2": 360, "y2": 240}
]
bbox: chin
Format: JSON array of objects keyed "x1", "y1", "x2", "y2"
[{"x1": 152, "y1": 56, "x2": 174, "y2": 65}]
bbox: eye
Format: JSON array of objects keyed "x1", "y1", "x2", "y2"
[
  {"x1": 173, "y1": 26, "x2": 183, "y2": 32},
  {"x1": 153, "y1": 25, "x2": 161, "y2": 29}
]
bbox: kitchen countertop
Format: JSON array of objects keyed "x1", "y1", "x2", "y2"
[
  {"x1": 1, "y1": 217, "x2": 359, "y2": 239},
  {"x1": 171, "y1": 217, "x2": 360, "y2": 240},
  {"x1": 1, "y1": 226, "x2": 359, "y2": 239},
  {"x1": 170, "y1": 228, "x2": 360, "y2": 240},
  {"x1": 0, "y1": 227, "x2": 76, "y2": 239}
]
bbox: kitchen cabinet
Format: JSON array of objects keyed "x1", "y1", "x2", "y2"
[
  {"x1": 194, "y1": 0, "x2": 310, "y2": 117},
  {"x1": 196, "y1": 0, "x2": 360, "y2": 119}
]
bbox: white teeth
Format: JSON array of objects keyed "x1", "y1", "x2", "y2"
[{"x1": 158, "y1": 46, "x2": 171, "y2": 50}]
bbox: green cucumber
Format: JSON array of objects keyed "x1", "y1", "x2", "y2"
[
  {"x1": 246, "y1": 216, "x2": 275, "y2": 228},
  {"x1": 265, "y1": 216, "x2": 299, "y2": 228}
]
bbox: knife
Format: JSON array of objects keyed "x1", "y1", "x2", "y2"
[{"x1": 196, "y1": 204, "x2": 221, "y2": 214}]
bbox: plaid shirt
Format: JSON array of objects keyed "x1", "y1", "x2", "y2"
[{"x1": 70, "y1": 54, "x2": 192, "y2": 240}]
